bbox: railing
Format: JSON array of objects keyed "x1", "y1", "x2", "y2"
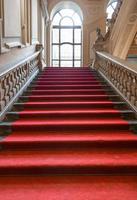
[
  {"x1": 93, "y1": 51, "x2": 137, "y2": 111},
  {"x1": 0, "y1": 44, "x2": 43, "y2": 120}
]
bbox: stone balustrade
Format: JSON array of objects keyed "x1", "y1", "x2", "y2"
[
  {"x1": 0, "y1": 45, "x2": 43, "y2": 120},
  {"x1": 93, "y1": 51, "x2": 137, "y2": 112}
]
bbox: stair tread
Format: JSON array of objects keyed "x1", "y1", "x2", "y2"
[
  {"x1": 0, "y1": 148, "x2": 137, "y2": 169},
  {"x1": 3, "y1": 132, "x2": 137, "y2": 143},
  {"x1": 0, "y1": 175, "x2": 137, "y2": 200}
]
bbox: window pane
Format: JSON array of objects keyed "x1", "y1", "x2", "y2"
[
  {"x1": 112, "y1": 2, "x2": 117, "y2": 9},
  {"x1": 52, "y1": 45, "x2": 59, "y2": 59},
  {"x1": 73, "y1": 13, "x2": 82, "y2": 25},
  {"x1": 61, "y1": 17, "x2": 73, "y2": 26},
  {"x1": 60, "y1": 9, "x2": 74, "y2": 17},
  {"x1": 107, "y1": 6, "x2": 114, "y2": 19},
  {"x1": 61, "y1": 61, "x2": 73, "y2": 67},
  {"x1": 75, "y1": 61, "x2": 81, "y2": 67},
  {"x1": 52, "y1": 60, "x2": 59, "y2": 67},
  {"x1": 61, "y1": 29, "x2": 73, "y2": 43},
  {"x1": 52, "y1": 13, "x2": 61, "y2": 25},
  {"x1": 53, "y1": 29, "x2": 59, "y2": 43},
  {"x1": 75, "y1": 29, "x2": 81, "y2": 43},
  {"x1": 61, "y1": 44, "x2": 73, "y2": 60},
  {"x1": 75, "y1": 45, "x2": 81, "y2": 59}
]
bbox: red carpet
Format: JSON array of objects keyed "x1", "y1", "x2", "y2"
[
  {"x1": 0, "y1": 175, "x2": 137, "y2": 200},
  {"x1": 0, "y1": 67, "x2": 137, "y2": 199}
]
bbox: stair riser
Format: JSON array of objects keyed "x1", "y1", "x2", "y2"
[
  {"x1": 29, "y1": 91, "x2": 113, "y2": 95},
  {"x1": 9, "y1": 113, "x2": 122, "y2": 120},
  {"x1": 11, "y1": 124, "x2": 129, "y2": 132},
  {"x1": 31, "y1": 83, "x2": 105, "y2": 90},
  {"x1": 38, "y1": 75, "x2": 99, "y2": 78},
  {"x1": 33, "y1": 81, "x2": 102, "y2": 85},
  {"x1": 0, "y1": 166, "x2": 137, "y2": 175},
  {"x1": 3, "y1": 141, "x2": 137, "y2": 150},
  {"x1": 37, "y1": 74, "x2": 99, "y2": 76},
  {"x1": 41, "y1": 71, "x2": 94, "y2": 74},
  {"x1": 32, "y1": 79, "x2": 105, "y2": 86},
  {"x1": 35, "y1": 79, "x2": 99, "y2": 83},
  {"x1": 38, "y1": 76, "x2": 99, "y2": 79},
  {"x1": 24, "y1": 90, "x2": 115, "y2": 96},
  {"x1": 20, "y1": 96, "x2": 113, "y2": 102},
  {"x1": 20, "y1": 104, "x2": 117, "y2": 110},
  {"x1": 41, "y1": 72, "x2": 95, "y2": 74},
  {"x1": 29, "y1": 84, "x2": 105, "y2": 90}
]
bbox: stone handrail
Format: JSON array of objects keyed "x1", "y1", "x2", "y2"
[
  {"x1": 0, "y1": 45, "x2": 43, "y2": 120},
  {"x1": 93, "y1": 51, "x2": 137, "y2": 112}
]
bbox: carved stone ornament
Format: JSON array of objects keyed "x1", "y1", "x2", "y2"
[
  {"x1": 92, "y1": 28, "x2": 105, "y2": 52},
  {"x1": 129, "y1": 14, "x2": 137, "y2": 23}
]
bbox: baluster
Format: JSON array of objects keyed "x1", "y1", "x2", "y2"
[
  {"x1": 122, "y1": 70, "x2": 127, "y2": 96},
  {"x1": 3, "y1": 75, "x2": 10, "y2": 107},
  {"x1": 130, "y1": 74, "x2": 137, "y2": 106},
  {"x1": 0, "y1": 78, "x2": 4, "y2": 111},
  {"x1": 113, "y1": 65, "x2": 117, "y2": 86},
  {"x1": 116, "y1": 67, "x2": 121, "y2": 89},
  {"x1": 126, "y1": 72, "x2": 132, "y2": 101},
  {"x1": 119, "y1": 68, "x2": 124, "y2": 93}
]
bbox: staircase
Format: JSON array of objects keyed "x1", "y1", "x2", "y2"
[{"x1": 0, "y1": 67, "x2": 137, "y2": 199}]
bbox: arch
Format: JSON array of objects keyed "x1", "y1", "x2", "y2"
[{"x1": 50, "y1": 1, "x2": 83, "y2": 22}]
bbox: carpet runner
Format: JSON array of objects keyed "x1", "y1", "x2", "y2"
[{"x1": 0, "y1": 67, "x2": 137, "y2": 199}]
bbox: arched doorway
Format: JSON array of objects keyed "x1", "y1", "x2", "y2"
[{"x1": 51, "y1": 3, "x2": 83, "y2": 67}]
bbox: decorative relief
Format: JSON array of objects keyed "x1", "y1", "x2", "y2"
[{"x1": 129, "y1": 14, "x2": 137, "y2": 23}]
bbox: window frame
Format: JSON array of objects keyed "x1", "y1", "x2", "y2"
[{"x1": 51, "y1": 9, "x2": 82, "y2": 67}]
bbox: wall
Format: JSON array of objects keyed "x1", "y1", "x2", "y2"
[
  {"x1": 3, "y1": 0, "x2": 21, "y2": 43},
  {"x1": 110, "y1": 0, "x2": 137, "y2": 59},
  {"x1": 31, "y1": 0, "x2": 38, "y2": 44},
  {"x1": 47, "y1": 0, "x2": 106, "y2": 67},
  {"x1": 0, "y1": 0, "x2": 46, "y2": 47}
]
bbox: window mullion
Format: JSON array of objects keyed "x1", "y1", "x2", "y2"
[
  {"x1": 73, "y1": 28, "x2": 75, "y2": 67},
  {"x1": 59, "y1": 27, "x2": 61, "y2": 67}
]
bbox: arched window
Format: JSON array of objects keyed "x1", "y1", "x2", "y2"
[
  {"x1": 106, "y1": 0, "x2": 118, "y2": 19},
  {"x1": 51, "y1": 8, "x2": 82, "y2": 67}
]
